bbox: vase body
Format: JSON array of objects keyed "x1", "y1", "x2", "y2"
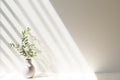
[{"x1": 25, "y1": 59, "x2": 35, "y2": 78}]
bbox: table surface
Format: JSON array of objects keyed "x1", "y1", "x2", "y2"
[{"x1": 0, "y1": 72, "x2": 97, "y2": 80}]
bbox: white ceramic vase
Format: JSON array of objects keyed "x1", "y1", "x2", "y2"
[{"x1": 25, "y1": 59, "x2": 35, "y2": 78}]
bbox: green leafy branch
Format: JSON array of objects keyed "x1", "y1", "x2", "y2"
[{"x1": 10, "y1": 27, "x2": 41, "y2": 58}]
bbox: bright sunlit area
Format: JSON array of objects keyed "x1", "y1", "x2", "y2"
[{"x1": 0, "y1": 0, "x2": 97, "y2": 80}]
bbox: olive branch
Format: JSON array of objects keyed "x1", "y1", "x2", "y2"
[{"x1": 10, "y1": 27, "x2": 41, "y2": 58}]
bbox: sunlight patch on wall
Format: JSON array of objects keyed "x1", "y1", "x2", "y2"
[{"x1": 0, "y1": 0, "x2": 97, "y2": 80}]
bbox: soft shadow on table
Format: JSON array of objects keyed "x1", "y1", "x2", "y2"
[
  {"x1": 34, "y1": 74, "x2": 48, "y2": 78},
  {"x1": 31, "y1": 73, "x2": 54, "y2": 79}
]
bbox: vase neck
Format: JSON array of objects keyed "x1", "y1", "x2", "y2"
[{"x1": 26, "y1": 59, "x2": 32, "y2": 64}]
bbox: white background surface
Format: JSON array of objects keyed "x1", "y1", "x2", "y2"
[
  {"x1": 50, "y1": 0, "x2": 120, "y2": 80},
  {"x1": 0, "y1": 72, "x2": 95, "y2": 80}
]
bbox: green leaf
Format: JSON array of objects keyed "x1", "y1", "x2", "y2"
[
  {"x1": 9, "y1": 27, "x2": 42, "y2": 58},
  {"x1": 9, "y1": 43, "x2": 15, "y2": 48},
  {"x1": 27, "y1": 27, "x2": 31, "y2": 32}
]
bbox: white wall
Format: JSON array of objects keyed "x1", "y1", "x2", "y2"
[{"x1": 50, "y1": 0, "x2": 120, "y2": 80}]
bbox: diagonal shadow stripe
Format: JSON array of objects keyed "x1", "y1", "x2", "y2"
[
  {"x1": 14, "y1": 0, "x2": 36, "y2": 28},
  {"x1": 29, "y1": 1, "x2": 78, "y2": 67},
  {"x1": 14, "y1": 0, "x2": 48, "y2": 46},
  {"x1": 29, "y1": 0, "x2": 74, "y2": 65},
  {"x1": 0, "y1": 46, "x2": 18, "y2": 69},
  {"x1": 33, "y1": 58, "x2": 49, "y2": 72},
  {"x1": 0, "y1": 8, "x2": 20, "y2": 37},
  {"x1": 14, "y1": 0, "x2": 57, "y2": 60},
  {"x1": 37, "y1": 0, "x2": 60, "y2": 31},
  {"x1": 1, "y1": 22, "x2": 17, "y2": 43},
  {"x1": 37, "y1": 0, "x2": 85, "y2": 66},
  {"x1": 0, "y1": 52, "x2": 8, "y2": 70},
  {"x1": 36, "y1": 0, "x2": 85, "y2": 64},
  {"x1": 0, "y1": 35, "x2": 22, "y2": 61},
  {"x1": 1, "y1": 0, "x2": 24, "y2": 27}
]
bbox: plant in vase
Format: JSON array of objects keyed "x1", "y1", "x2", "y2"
[{"x1": 10, "y1": 27, "x2": 41, "y2": 78}]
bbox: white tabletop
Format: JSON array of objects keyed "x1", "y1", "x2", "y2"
[{"x1": 0, "y1": 72, "x2": 97, "y2": 80}]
